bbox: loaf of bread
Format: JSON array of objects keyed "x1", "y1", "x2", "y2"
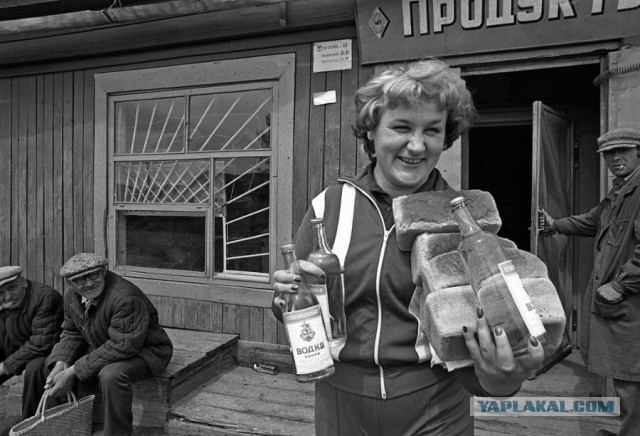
[
  {"x1": 393, "y1": 190, "x2": 502, "y2": 252},
  {"x1": 395, "y1": 190, "x2": 566, "y2": 362}
]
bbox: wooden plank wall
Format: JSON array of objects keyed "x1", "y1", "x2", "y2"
[
  {"x1": 0, "y1": 71, "x2": 94, "y2": 293},
  {"x1": 0, "y1": 41, "x2": 373, "y2": 347}
]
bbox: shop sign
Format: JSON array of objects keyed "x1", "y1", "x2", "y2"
[{"x1": 356, "y1": 0, "x2": 640, "y2": 64}]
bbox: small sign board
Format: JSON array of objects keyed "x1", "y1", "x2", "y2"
[
  {"x1": 313, "y1": 39, "x2": 352, "y2": 73},
  {"x1": 313, "y1": 90, "x2": 337, "y2": 106}
]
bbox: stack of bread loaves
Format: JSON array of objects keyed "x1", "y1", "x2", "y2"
[{"x1": 393, "y1": 190, "x2": 566, "y2": 362}]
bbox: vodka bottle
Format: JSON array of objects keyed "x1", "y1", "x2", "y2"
[
  {"x1": 307, "y1": 218, "x2": 347, "y2": 359},
  {"x1": 450, "y1": 196, "x2": 549, "y2": 356},
  {"x1": 281, "y1": 244, "x2": 334, "y2": 382}
]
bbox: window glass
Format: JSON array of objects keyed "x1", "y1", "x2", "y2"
[
  {"x1": 116, "y1": 212, "x2": 206, "y2": 272},
  {"x1": 214, "y1": 157, "x2": 270, "y2": 274},
  {"x1": 115, "y1": 97, "x2": 185, "y2": 155},
  {"x1": 189, "y1": 90, "x2": 272, "y2": 152},
  {"x1": 111, "y1": 88, "x2": 273, "y2": 279},
  {"x1": 114, "y1": 160, "x2": 210, "y2": 204}
]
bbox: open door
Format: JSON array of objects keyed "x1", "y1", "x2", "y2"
[{"x1": 530, "y1": 101, "x2": 574, "y2": 374}]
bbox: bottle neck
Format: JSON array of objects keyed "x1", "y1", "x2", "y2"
[
  {"x1": 282, "y1": 250, "x2": 299, "y2": 274},
  {"x1": 312, "y1": 224, "x2": 332, "y2": 253},
  {"x1": 451, "y1": 203, "x2": 482, "y2": 237}
]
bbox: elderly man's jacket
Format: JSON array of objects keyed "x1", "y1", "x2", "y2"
[
  {"x1": 554, "y1": 169, "x2": 640, "y2": 381},
  {"x1": 46, "y1": 271, "x2": 173, "y2": 381},
  {"x1": 0, "y1": 280, "x2": 63, "y2": 376}
]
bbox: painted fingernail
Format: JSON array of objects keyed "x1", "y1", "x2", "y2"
[
  {"x1": 494, "y1": 327, "x2": 503, "y2": 336},
  {"x1": 294, "y1": 276, "x2": 301, "y2": 283},
  {"x1": 477, "y1": 307, "x2": 484, "y2": 319},
  {"x1": 462, "y1": 325, "x2": 468, "y2": 333},
  {"x1": 291, "y1": 284, "x2": 299, "y2": 291},
  {"x1": 530, "y1": 336, "x2": 539, "y2": 347}
]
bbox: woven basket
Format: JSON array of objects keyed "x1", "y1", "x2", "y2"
[{"x1": 10, "y1": 389, "x2": 94, "y2": 436}]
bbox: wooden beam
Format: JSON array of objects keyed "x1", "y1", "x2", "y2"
[
  {"x1": 0, "y1": 0, "x2": 89, "y2": 7},
  {"x1": 0, "y1": 0, "x2": 355, "y2": 67}
]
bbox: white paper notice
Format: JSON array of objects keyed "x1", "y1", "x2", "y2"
[
  {"x1": 313, "y1": 90, "x2": 337, "y2": 106},
  {"x1": 313, "y1": 39, "x2": 352, "y2": 73}
]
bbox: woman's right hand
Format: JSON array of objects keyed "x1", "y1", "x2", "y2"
[{"x1": 271, "y1": 260, "x2": 325, "y2": 321}]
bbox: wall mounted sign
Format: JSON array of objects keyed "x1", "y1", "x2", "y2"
[
  {"x1": 355, "y1": 0, "x2": 640, "y2": 64},
  {"x1": 369, "y1": 7, "x2": 390, "y2": 38},
  {"x1": 313, "y1": 39, "x2": 353, "y2": 72}
]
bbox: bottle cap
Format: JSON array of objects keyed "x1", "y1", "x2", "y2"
[
  {"x1": 281, "y1": 244, "x2": 296, "y2": 252},
  {"x1": 449, "y1": 196, "x2": 466, "y2": 207}
]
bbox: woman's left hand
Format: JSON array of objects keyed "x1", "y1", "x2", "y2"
[{"x1": 463, "y1": 307, "x2": 545, "y2": 396}]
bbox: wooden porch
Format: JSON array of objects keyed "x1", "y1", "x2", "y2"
[
  {"x1": 164, "y1": 347, "x2": 622, "y2": 436},
  {"x1": 0, "y1": 330, "x2": 622, "y2": 436}
]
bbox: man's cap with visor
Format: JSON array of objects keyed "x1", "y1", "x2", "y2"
[
  {"x1": 597, "y1": 127, "x2": 640, "y2": 153},
  {"x1": 60, "y1": 253, "x2": 108, "y2": 281},
  {"x1": 0, "y1": 266, "x2": 22, "y2": 287}
]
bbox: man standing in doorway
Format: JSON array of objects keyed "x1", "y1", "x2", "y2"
[{"x1": 540, "y1": 127, "x2": 640, "y2": 436}]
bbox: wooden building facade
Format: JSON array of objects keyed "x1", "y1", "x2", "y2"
[
  {"x1": 0, "y1": 0, "x2": 639, "y2": 364},
  {"x1": 0, "y1": 1, "x2": 372, "y2": 354}
]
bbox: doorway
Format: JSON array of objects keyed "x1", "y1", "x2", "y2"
[
  {"x1": 464, "y1": 62, "x2": 601, "y2": 347},
  {"x1": 468, "y1": 125, "x2": 532, "y2": 249},
  {"x1": 464, "y1": 63, "x2": 601, "y2": 249}
]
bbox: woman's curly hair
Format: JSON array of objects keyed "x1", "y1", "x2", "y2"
[{"x1": 354, "y1": 58, "x2": 476, "y2": 160}]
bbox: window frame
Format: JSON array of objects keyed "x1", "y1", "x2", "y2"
[{"x1": 94, "y1": 54, "x2": 294, "y2": 305}]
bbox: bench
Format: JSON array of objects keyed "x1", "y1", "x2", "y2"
[{"x1": 0, "y1": 328, "x2": 239, "y2": 435}]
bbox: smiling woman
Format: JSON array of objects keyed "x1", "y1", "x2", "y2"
[{"x1": 270, "y1": 59, "x2": 545, "y2": 436}]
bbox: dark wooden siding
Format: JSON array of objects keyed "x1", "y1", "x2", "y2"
[{"x1": 0, "y1": 30, "x2": 373, "y2": 346}]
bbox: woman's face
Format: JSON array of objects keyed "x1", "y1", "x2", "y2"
[{"x1": 367, "y1": 99, "x2": 447, "y2": 197}]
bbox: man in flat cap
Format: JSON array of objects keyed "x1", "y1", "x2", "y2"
[
  {"x1": 0, "y1": 266, "x2": 63, "y2": 420},
  {"x1": 540, "y1": 127, "x2": 640, "y2": 436},
  {"x1": 44, "y1": 253, "x2": 173, "y2": 436}
]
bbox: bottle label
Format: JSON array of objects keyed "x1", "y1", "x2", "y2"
[
  {"x1": 283, "y1": 305, "x2": 334, "y2": 375},
  {"x1": 308, "y1": 284, "x2": 332, "y2": 341},
  {"x1": 498, "y1": 260, "x2": 547, "y2": 337}
]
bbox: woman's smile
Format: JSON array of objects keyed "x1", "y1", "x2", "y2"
[{"x1": 397, "y1": 156, "x2": 425, "y2": 165}]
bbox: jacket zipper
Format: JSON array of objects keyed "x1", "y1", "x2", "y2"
[
  {"x1": 343, "y1": 180, "x2": 394, "y2": 400},
  {"x1": 374, "y1": 228, "x2": 392, "y2": 399}
]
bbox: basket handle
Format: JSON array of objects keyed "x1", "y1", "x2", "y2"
[{"x1": 36, "y1": 388, "x2": 78, "y2": 423}]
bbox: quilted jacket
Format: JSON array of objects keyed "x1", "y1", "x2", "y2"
[
  {"x1": 1, "y1": 280, "x2": 63, "y2": 376},
  {"x1": 46, "y1": 271, "x2": 173, "y2": 381}
]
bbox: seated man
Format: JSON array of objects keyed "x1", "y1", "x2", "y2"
[
  {"x1": 0, "y1": 266, "x2": 63, "y2": 420},
  {"x1": 45, "y1": 253, "x2": 173, "y2": 436}
]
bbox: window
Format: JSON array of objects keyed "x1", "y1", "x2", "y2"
[{"x1": 95, "y1": 55, "x2": 294, "y2": 290}]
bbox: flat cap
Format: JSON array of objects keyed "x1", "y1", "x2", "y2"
[
  {"x1": 0, "y1": 266, "x2": 22, "y2": 287},
  {"x1": 60, "y1": 253, "x2": 108, "y2": 280},
  {"x1": 597, "y1": 128, "x2": 640, "y2": 153}
]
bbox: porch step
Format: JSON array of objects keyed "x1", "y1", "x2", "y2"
[
  {"x1": 107, "y1": 328, "x2": 239, "y2": 431},
  {"x1": 165, "y1": 365, "x2": 315, "y2": 435}
]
